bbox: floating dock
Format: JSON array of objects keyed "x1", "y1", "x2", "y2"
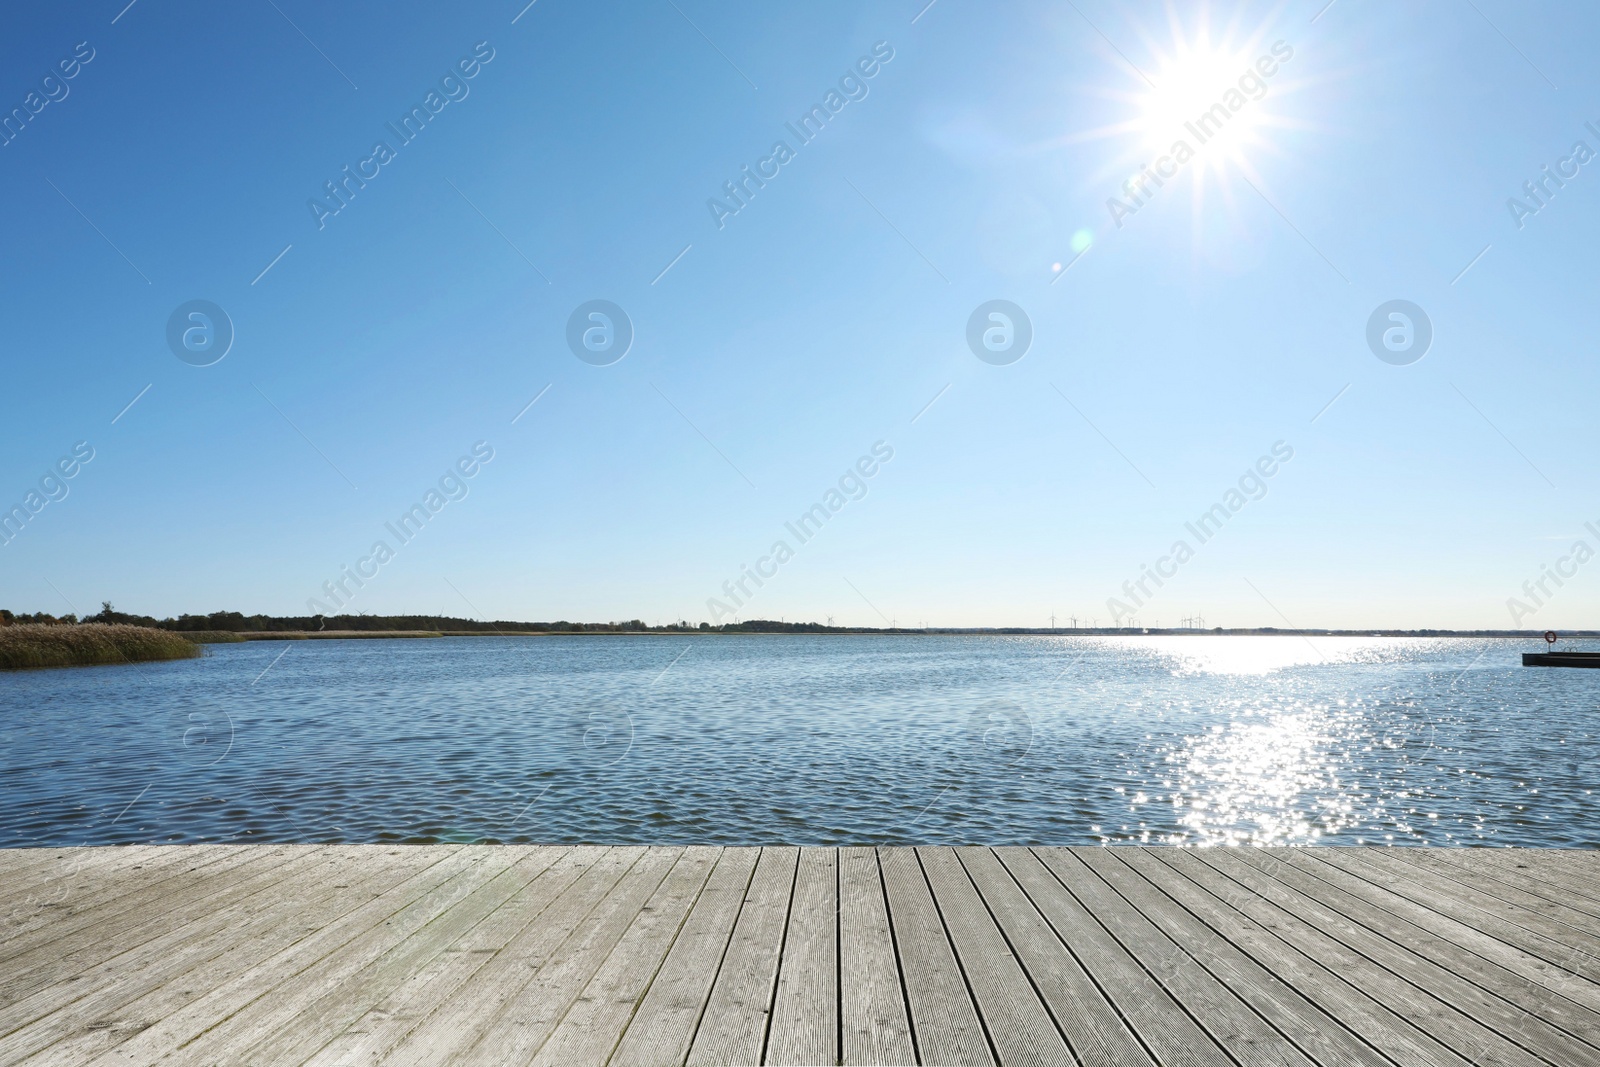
[
  {"x1": 2, "y1": 845, "x2": 1598, "y2": 1064},
  {"x1": 1523, "y1": 651, "x2": 1600, "y2": 668}
]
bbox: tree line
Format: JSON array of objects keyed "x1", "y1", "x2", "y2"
[{"x1": 0, "y1": 605, "x2": 863, "y2": 634}]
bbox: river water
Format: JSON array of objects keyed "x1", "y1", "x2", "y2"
[{"x1": 3, "y1": 634, "x2": 1596, "y2": 847}]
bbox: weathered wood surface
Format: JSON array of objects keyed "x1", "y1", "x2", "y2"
[{"x1": 2, "y1": 846, "x2": 1598, "y2": 1065}]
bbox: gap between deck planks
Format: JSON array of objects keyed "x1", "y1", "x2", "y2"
[{"x1": 2, "y1": 846, "x2": 1598, "y2": 1066}]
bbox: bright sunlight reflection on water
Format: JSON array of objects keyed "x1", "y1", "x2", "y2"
[{"x1": 1109, "y1": 634, "x2": 1393, "y2": 675}]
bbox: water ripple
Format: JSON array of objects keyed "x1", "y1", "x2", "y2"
[{"x1": 0, "y1": 635, "x2": 1596, "y2": 847}]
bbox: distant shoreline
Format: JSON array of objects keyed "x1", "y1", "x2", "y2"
[
  {"x1": 3, "y1": 621, "x2": 1588, "y2": 674},
  {"x1": 201, "y1": 627, "x2": 1596, "y2": 641},
  {"x1": 13, "y1": 608, "x2": 1591, "y2": 643}
]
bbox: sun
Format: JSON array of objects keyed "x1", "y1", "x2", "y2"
[
  {"x1": 1048, "y1": 6, "x2": 1308, "y2": 271},
  {"x1": 1135, "y1": 41, "x2": 1275, "y2": 170}
]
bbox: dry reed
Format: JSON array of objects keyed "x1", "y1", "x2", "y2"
[{"x1": 0, "y1": 624, "x2": 202, "y2": 670}]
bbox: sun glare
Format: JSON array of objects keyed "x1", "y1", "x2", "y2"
[
  {"x1": 1137, "y1": 44, "x2": 1273, "y2": 165},
  {"x1": 1068, "y1": 11, "x2": 1302, "y2": 260}
]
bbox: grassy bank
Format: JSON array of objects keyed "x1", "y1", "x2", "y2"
[
  {"x1": 238, "y1": 630, "x2": 444, "y2": 641},
  {"x1": 0, "y1": 624, "x2": 203, "y2": 670},
  {"x1": 174, "y1": 630, "x2": 247, "y2": 643}
]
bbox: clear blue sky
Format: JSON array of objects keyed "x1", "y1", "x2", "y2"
[{"x1": 1, "y1": 0, "x2": 1596, "y2": 629}]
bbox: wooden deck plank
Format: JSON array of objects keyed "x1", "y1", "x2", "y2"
[
  {"x1": 953, "y1": 844, "x2": 1158, "y2": 1067},
  {"x1": 1162, "y1": 849, "x2": 1543, "y2": 1066},
  {"x1": 380, "y1": 847, "x2": 645, "y2": 1067},
  {"x1": 917, "y1": 846, "x2": 1072, "y2": 1067},
  {"x1": 154, "y1": 846, "x2": 518, "y2": 1067},
  {"x1": 0, "y1": 846, "x2": 190, "y2": 913},
  {"x1": 0, "y1": 845, "x2": 315, "y2": 1001},
  {"x1": 686, "y1": 846, "x2": 798, "y2": 1067},
  {"x1": 0, "y1": 844, "x2": 191, "y2": 890},
  {"x1": 0, "y1": 845, "x2": 340, "y2": 1040},
  {"x1": 1327, "y1": 849, "x2": 1600, "y2": 981},
  {"x1": 958, "y1": 847, "x2": 1153, "y2": 1067},
  {"x1": 1423, "y1": 846, "x2": 1600, "y2": 898},
  {"x1": 240, "y1": 847, "x2": 569, "y2": 1066},
  {"x1": 0, "y1": 846, "x2": 276, "y2": 933},
  {"x1": 0, "y1": 845, "x2": 297, "y2": 994},
  {"x1": 1307, "y1": 849, "x2": 1600, "y2": 1012},
  {"x1": 837, "y1": 846, "x2": 914, "y2": 1067},
  {"x1": 765, "y1": 847, "x2": 838, "y2": 1066},
  {"x1": 1092, "y1": 849, "x2": 1391, "y2": 1067},
  {"x1": 1391, "y1": 849, "x2": 1600, "y2": 934},
  {"x1": 1199, "y1": 848, "x2": 1599, "y2": 1066},
  {"x1": 0, "y1": 848, "x2": 86, "y2": 893},
  {"x1": 1492, "y1": 849, "x2": 1600, "y2": 877},
  {"x1": 453, "y1": 847, "x2": 684, "y2": 1065},
  {"x1": 1055, "y1": 847, "x2": 1302, "y2": 1067},
  {"x1": 607, "y1": 848, "x2": 758, "y2": 1067},
  {"x1": 74, "y1": 846, "x2": 480, "y2": 1067},
  {"x1": 999, "y1": 848, "x2": 1222, "y2": 1067},
  {"x1": 1279, "y1": 848, "x2": 1600, "y2": 1017},
  {"x1": 1467, "y1": 850, "x2": 1600, "y2": 911},
  {"x1": 877, "y1": 846, "x2": 991, "y2": 1066},
  {"x1": 529, "y1": 847, "x2": 720, "y2": 1067},
  {"x1": 6, "y1": 845, "x2": 1600, "y2": 1067},
  {"x1": 0, "y1": 844, "x2": 304, "y2": 983},
  {"x1": 299, "y1": 846, "x2": 607, "y2": 1067},
  {"x1": 1373, "y1": 847, "x2": 1600, "y2": 933},
  {"x1": 1123, "y1": 849, "x2": 1474, "y2": 1067},
  {"x1": 0, "y1": 846, "x2": 434, "y2": 1067},
  {"x1": 1230, "y1": 848, "x2": 1600, "y2": 1047}
]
